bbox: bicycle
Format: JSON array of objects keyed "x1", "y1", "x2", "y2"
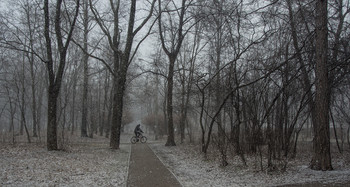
[{"x1": 130, "y1": 134, "x2": 147, "y2": 144}]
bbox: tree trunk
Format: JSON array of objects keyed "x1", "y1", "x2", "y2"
[
  {"x1": 165, "y1": 56, "x2": 176, "y2": 146},
  {"x1": 198, "y1": 86, "x2": 206, "y2": 153},
  {"x1": 215, "y1": 40, "x2": 227, "y2": 166},
  {"x1": 27, "y1": 30, "x2": 38, "y2": 138},
  {"x1": 158, "y1": 0, "x2": 186, "y2": 146},
  {"x1": 71, "y1": 78, "x2": 77, "y2": 135},
  {"x1": 110, "y1": 69, "x2": 126, "y2": 149},
  {"x1": 20, "y1": 89, "x2": 31, "y2": 143},
  {"x1": 47, "y1": 86, "x2": 59, "y2": 150},
  {"x1": 179, "y1": 72, "x2": 186, "y2": 143},
  {"x1": 310, "y1": 0, "x2": 332, "y2": 171},
  {"x1": 81, "y1": 0, "x2": 89, "y2": 138},
  {"x1": 100, "y1": 71, "x2": 110, "y2": 136},
  {"x1": 105, "y1": 86, "x2": 113, "y2": 138}
]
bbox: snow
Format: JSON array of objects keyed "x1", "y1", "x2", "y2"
[
  {"x1": 0, "y1": 138, "x2": 130, "y2": 187},
  {"x1": 1, "y1": 135, "x2": 350, "y2": 187},
  {"x1": 149, "y1": 143, "x2": 350, "y2": 187}
]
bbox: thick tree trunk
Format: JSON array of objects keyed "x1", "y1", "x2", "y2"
[
  {"x1": 47, "y1": 86, "x2": 58, "y2": 150},
  {"x1": 287, "y1": 0, "x2": 332, "y2": 169},
  {"x1": 110, "y1": 71, "x2": 126, "y2": 149},
  {"x1": 165, "y1": 57, "x2": 176, "y2": 146},
  {"x1": 310, "y1": 0, "x2": 332, "y2": 171}
]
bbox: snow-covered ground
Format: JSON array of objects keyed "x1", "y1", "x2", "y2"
[
  {"x1": 1, "y1": 134, "x2": 350, "y2": 187},
  {"x1": 0, "y1": 137, "x2": 130, "y2": 187},
  {"x1": 150, "y1": 143, "x2": 350, "y2": 187}
]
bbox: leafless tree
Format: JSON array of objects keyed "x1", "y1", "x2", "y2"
[
  {"x1": 43, "y1": 0, "x2": 80, "y2": 150},
  {"x1": 89, "y1": 0, "x2": 156, "y2": 149},
  {"x1": 157, "y1": 0, "x2": 194, "y2": 146},
  {"x1": 176, "y1": 28, "x2": 203, "y2": 144}
]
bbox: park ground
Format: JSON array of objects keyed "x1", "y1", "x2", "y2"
[{"x1": 1, "y1": 133, "x2": 350, "y2": 187}]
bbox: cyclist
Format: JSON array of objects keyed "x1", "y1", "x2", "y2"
[{"x1": 134, "y1": 124, "x2": 144, "y2": 138}]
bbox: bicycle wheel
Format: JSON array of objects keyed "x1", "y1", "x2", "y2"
[
  {"x1": 130, "y1": 136, "x2": 137, "y2": 144},
  {"x1": 140, "y1": 136, "x2": 147, "y2": 143}
]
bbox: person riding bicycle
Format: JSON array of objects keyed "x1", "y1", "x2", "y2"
[{"x1": 134, "y1": 124, "x2": 143, "y2": 138}]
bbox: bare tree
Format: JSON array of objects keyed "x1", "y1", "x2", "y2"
[
  {"x1": 89, "y1": 0, "x2": 156, "y2": 149},
  {"x1": 177, "y1": 29, "x2": 202, "y2": 144},
  {"x1": 20, "y1": 0, "x2": 43, "y2": 138},
  {"x1": 16, "y1": 56, "x2": 31, "y2": 143},
  {"x1": 158, "y1": 0, "x2": 191, "y2": 146},
  {"x1": 43, "y1": 0, "x2": 80, "y2": 150}
]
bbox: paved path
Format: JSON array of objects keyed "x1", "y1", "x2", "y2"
[{"x1": 127, "y1": 143, "x2": 182, "y2": 187}]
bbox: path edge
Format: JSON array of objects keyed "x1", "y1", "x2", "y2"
[
  {"x1": 124, "y1": 144, "x2": 132, "y2": 187},
  {"x1": 148, "y1": 143, "x2": 184, "y2": 187}
]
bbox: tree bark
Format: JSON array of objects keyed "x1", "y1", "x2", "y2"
[
  {"x1": 310, "y1": 0, "x2": 332, "y2": 171},
  {"x1": 81, "y1": 0, "x2": 89, "y2": 138},
  {"x1": 110, "y1": 64, "x2": 126, "y2": 149},
  {"x1": 165, "y1": 56, "x2": 176, "y2": 146}
]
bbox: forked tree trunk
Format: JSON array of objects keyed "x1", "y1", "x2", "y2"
[
  {"x1": 88, "y1": 0, "x2": 155, "y2": 149},
  {"x1": 44, "y1": 0, "x2": 80, "y2": 151}
]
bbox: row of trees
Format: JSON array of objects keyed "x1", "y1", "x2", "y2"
[
  {"x1": 140, "y1": 0, "x2": 349, "y2": 171},
  {"x1": 0, "y1": 0, "x2": 155, "y2": 149},
  {"x1": 1, "y1": 0, "x2": 349, "y2": 171}
]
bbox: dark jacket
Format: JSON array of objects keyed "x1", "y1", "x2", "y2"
[{"x1": 134, "y1": 124, "x2": 143, "y2": 134}]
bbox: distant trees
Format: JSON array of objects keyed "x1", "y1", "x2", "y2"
[
  {"x1": 0, "y1": 0, "x2": 157, "y2": 149},
  {"x1": 0, "y1": 0, "x2": 47, "y2": 143}
]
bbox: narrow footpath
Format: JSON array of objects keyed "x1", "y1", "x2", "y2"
[{"x1": 127, "y1": 143, "x2": 182, "y2": 187}]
